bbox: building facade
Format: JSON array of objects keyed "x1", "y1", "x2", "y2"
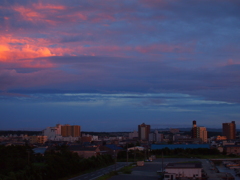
[
  {"x1": 197, "y1": 127, "x2": 208, "y2": 143},
  {"x1": 149, "y1": 130, "x2": 163, "y2": 142},
  {"x1": 129, "y1": 130, "x2": 138, "y2": 139},
  {"x1": 222, "y1": 121, "x2": 236, "y2": 140},
  {"x1": 29, "y1": 136, "x2": 47, "y2": 144},
  {"x1": 42, "y1": 124, "x2": 62, "y2": 140},
  {"x1": 191, "y1": 120, "x2": 208, "y2": 143},
  {"x1": 138, "y1": 123, "x2": 150, "y2": 141},
  {"x1": 224, "y1": 145, "x2": 240, "y2": 155},
  {"x1": 61, "y1": 124, "x2": 81, "y2": 137},
  {"x1": 164, "y1": 163, "x2": 202, "y2": 179},
  {"x1": 43, "y1": 124, "x2": 81, "y2": 141}
]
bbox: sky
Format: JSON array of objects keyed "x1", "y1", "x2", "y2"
[{"x1": 0, "y1": 0, "x2": 240, "y2": 132}]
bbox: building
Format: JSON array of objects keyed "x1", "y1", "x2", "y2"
[
  {"x1": 128, "y1": 146, "x2": 145, "y2": 151},
  {"x1": 61, "y1": 124, "x2": 81, "y2": 137},
  {"x1": 129, "y1": 130, "x2": 138, "y2": 139},
  {"x1": 42, "y1": 124, "x2": 62, "y2": 140},
  {"x1": 29, "y1": 136, "x2": 47, "y2": 144},
  {"x1": 192, "y1": 120, "x2": 197, "y2": 138},
  {"x1": 81, "y1": 136, "x2": 92, "y2": 142},
  {"x1": 164, "y1": 162, "x2": 202, "y2": 180},
  {"x1": 224, "y1": 145, "x2": 240, "y2": 155},
  {"x1": 43, "y1": 124, "x2": 81, "y2": 141},
  {"x1": 149, "y1": 130, "x2": 163, "y2": 142},
  {"x1": 215, "y1": 135, "x2": 227, "y2": 141},
  {"x1": 222, "y1": 121, "x2": 236, "y2": 140},
  {"x1": 69, "y1": 145, "x2": 100, "y2": 158},
  {"x1": 169, "y1": 128, "x2": 179, "y2": 134},
  {"x1": 191, "y1": 121, "x2": 208, "y2": 143},
  {"x1": 197, "y1": 127, "x2": 208, "y2": 143},
  {"x1": 138, "y1": 123, "x2": 150, "y2": 141},
  {"x1": 151, "y1": 144, "x2": 210, "y2": 150}
]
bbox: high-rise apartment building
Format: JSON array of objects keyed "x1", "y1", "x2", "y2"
[
  {"x1": 138, "y1": 123, "x2": 150, "y2": 141},
  {"x1": 191, "y1": 121, "x2": 208, "y2": 143},
  {"x1": 197, "y1": 127, "x2": 208, "y2": 143},
  {"x1": 222, "y1": 121, "x2": 236, "y2": 140},
  {"x1": 61, "y1": 124, "x2": 81, "y2": 137}
]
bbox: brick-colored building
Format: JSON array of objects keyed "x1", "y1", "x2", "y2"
[
  {"x1": 69, "y1": 145, "x2": 100, "y2": 158},
  {"x1": 61, "y1": 124, "x2": 81, "y2": 137},
  {"x1": 222, "y1": 121, "x2": 236, "y2": 140},
  {"x1": 29, "y1": 136, "x2": 47, "y2": 144},
  {"x1": 138, "y1": 123, "x2": 150, "y2": 141}
]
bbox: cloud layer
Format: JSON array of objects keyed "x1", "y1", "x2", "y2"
[{"x1": 0, "y1": 0, "x2": 240, "y2": 130}]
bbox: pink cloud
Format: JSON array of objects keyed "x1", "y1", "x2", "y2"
[
  {"x1": 217, "y1": 59, "x2": 240, "y2": 67},
  {"x1": 0, "y1": 36, "x2": 56, "y2": 68}
]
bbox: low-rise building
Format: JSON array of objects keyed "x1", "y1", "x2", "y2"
[
  {"x1": 128, "y1": 146, "x2": 145, "y2": 151},
  {"x1": 29, "y1": 136, "x2": 47, "y2": 144},
  {"x1": 215, "y1": 136, "x2": 227, "y2": 141},
  {"x1": 69, "y1": 145, "x2": 100, "y2": 158},
  {"x1": 224, "y1": 145, "x2": 240, "y2": 155},
  {"x1": 164, "y1": 162, "x2": 202, "y2": 180}
]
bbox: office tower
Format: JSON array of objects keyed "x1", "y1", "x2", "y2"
[
  {"x1": 191, "y1": 120, "x2": 208, "y2": 143},
  {"x1": 138, "y1": 123, "x2": 150, "y2": 141},
  {"x1": 192, "y1": 120, "x2": 197, "y2": 138},
  {"x1": 61, "y1": 124, "x2": 81, "y2": 137},
  {"x1": 222, "y1": 121, "x2": 236, "y2": 140}
]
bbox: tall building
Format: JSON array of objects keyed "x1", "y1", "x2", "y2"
[
  {"x1": 197, "y1": 127, "x2": 208, "y2": 143},
  {"x1": 61, "y1": 124, "x2": 81, "y2": 137},
  {"x1": 222, "y1": 121, "x2": 236, "y2": 140},
  {"x1": 191, "y1": 121, "x2": 208, "y2": 143},
  {"x1": 192, "y1": 120, "x2": 197, "y2": 138},
  {"x1": 138, "y1": 123, "x2": 150, "y2": 141}
]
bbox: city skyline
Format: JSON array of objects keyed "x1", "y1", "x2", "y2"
[{"x1": 0, "y1": 0, "x2": 240, "y2": 131}]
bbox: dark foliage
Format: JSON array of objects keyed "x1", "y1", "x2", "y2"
[
  {"x1": 0, "y1": 145, "x2": 114, "y2": 180},
  {"x1": 151, "y1": 147, "x2": 221, "y2": 156}
]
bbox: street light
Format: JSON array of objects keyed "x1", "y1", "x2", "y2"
[{"x1": 126, "y1": 143, "x2": 128, "y2": 165}]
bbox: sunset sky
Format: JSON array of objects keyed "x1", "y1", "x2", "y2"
[{"x1": 1, "y1": 0, "x2": 240, "y2": 131}]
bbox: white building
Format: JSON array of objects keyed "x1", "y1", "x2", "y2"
[
  {"x1": 149, "y1": 130, "x2": 163, "y2": 142},
  {"x1": 129, "y1": 130, "x2": 138, "y2": 139},
  {"x1": 43, "y1": 124, "x2": 62, "y2": 140},
  {"x1": 128, "y1": 146, "x2": 145, "y2": 151},
  {"x1": 92, "y1": 135, "x2": 98, "y2": 141},
  {"x1": 164, "y1": 162, "x2": 202, "y2": 180}
]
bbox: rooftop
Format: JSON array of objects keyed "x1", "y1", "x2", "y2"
[{"x1": 165, "y1": 162, "x2": 202, "y2": 169}]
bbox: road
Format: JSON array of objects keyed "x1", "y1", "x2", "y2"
[{"x1": 69, "y1": 162, "x2": 127, "y2": 180}]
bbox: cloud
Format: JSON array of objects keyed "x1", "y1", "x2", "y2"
[{"x1": 1, "y1": 55, "x2": 240, "y2": 103}]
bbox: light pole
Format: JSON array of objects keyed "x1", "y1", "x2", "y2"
[
  {"x1": 114, "y1": 149, "x2": 116, "y2": 172},
  {"x1": 126, "y1": 143, "x2": 128, "y2": 165},
  {"x1": 134, "y1": 145, "x2": 136, "y2": 162}
]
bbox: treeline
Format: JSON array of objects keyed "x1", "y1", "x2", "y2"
[
  {"x1": 0, "y1": 145, "x2": 114, "y2": 180},
  {"x1": 117, "y1": 147, "x2": 221, "y2": 161},
  {"x1": 0, "y1": 130, "x2": 42, "y2": 136},
  {"x1": 151, "y1": 147, "x2": 220, "y2": 156}
]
